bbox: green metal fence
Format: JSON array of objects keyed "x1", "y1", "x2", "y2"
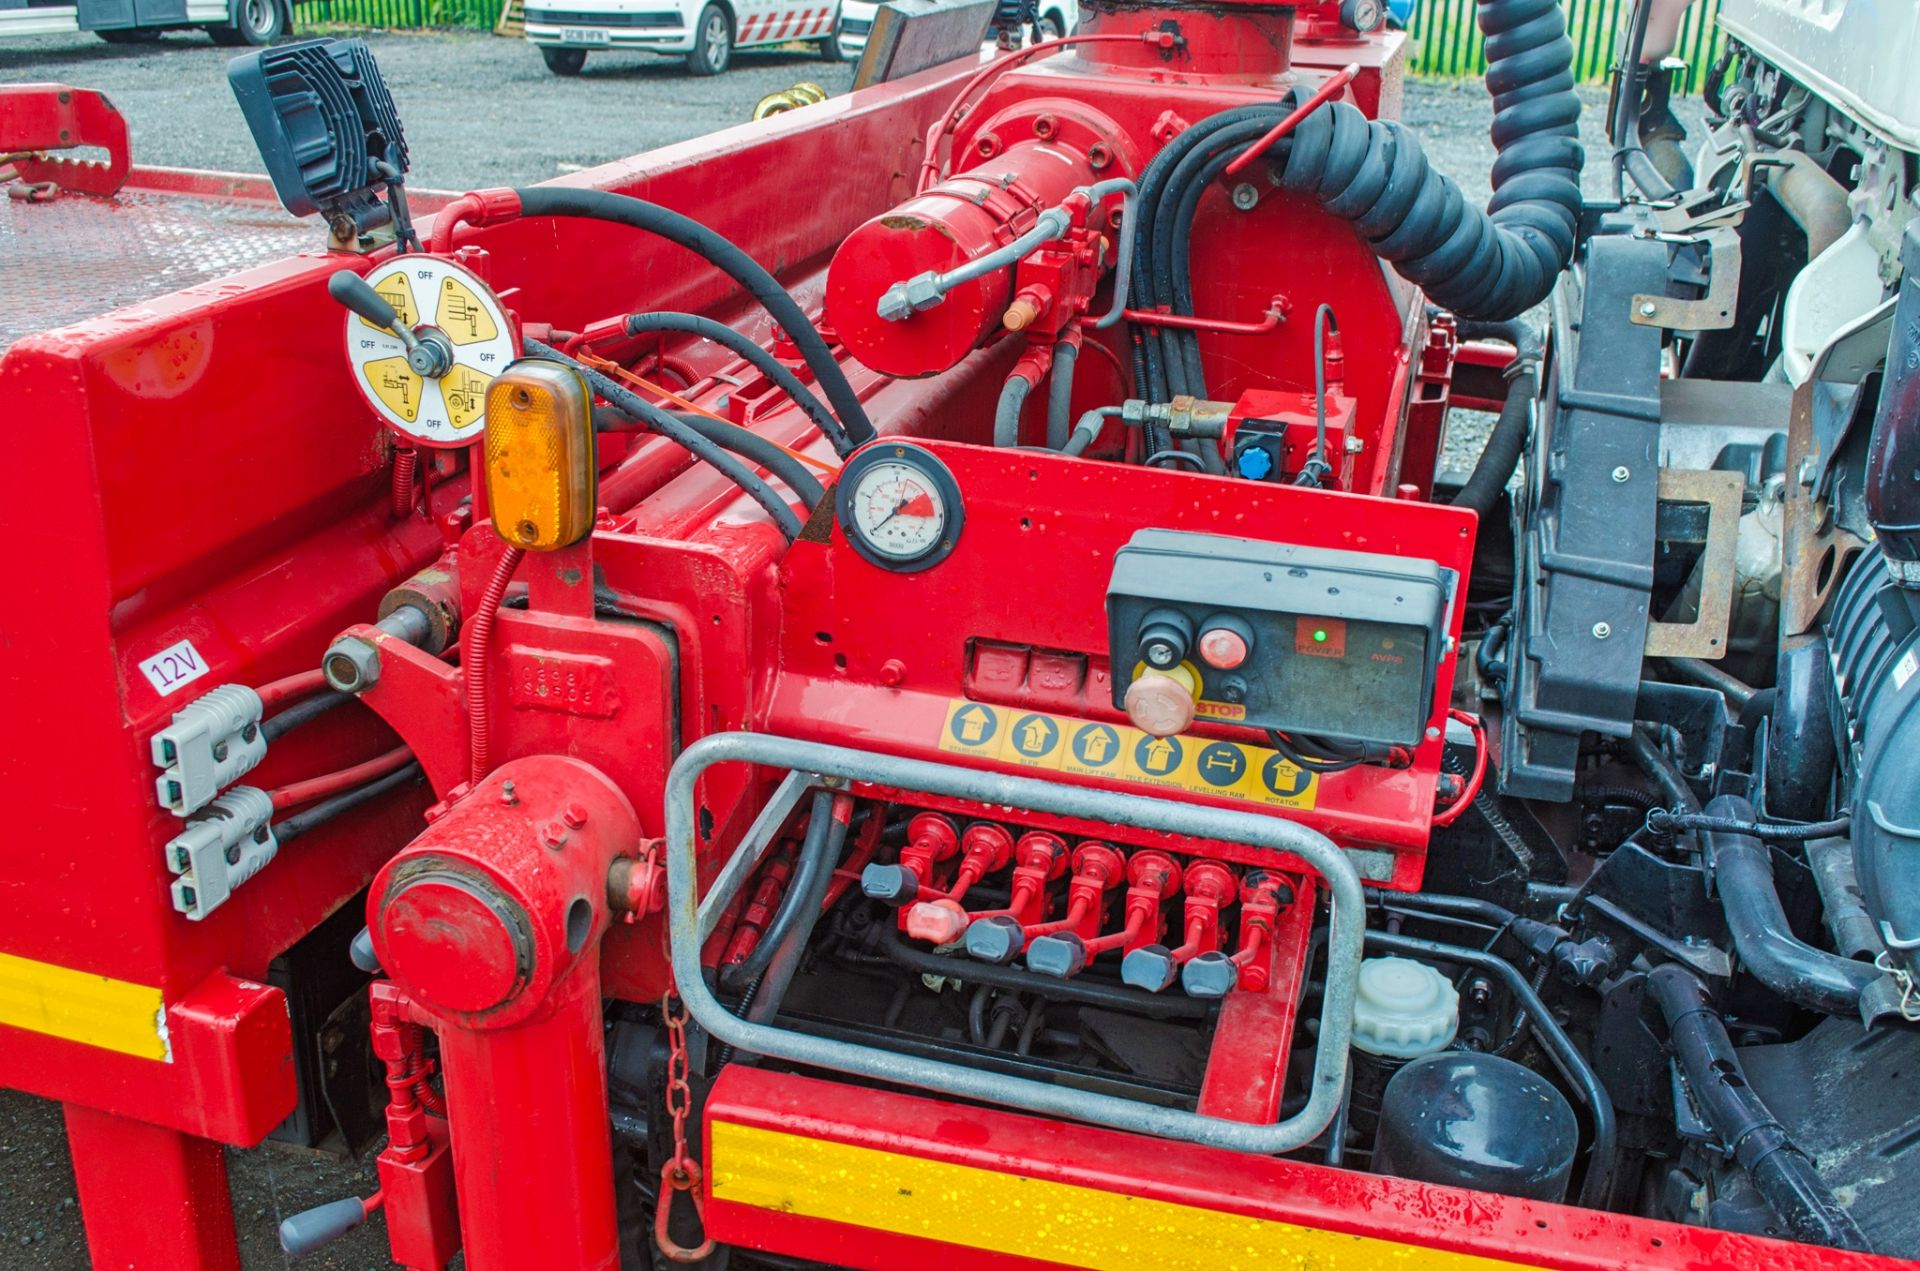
[
  {"x1": 296, "y1": 0, "x2": 1729, "y2": 83},
  {"x1": 1408, "y1": 0, "x2": 1726, "y2": 91},
  {"x1": 294, "y1": 0, "x2": 500, "y2": 32}
]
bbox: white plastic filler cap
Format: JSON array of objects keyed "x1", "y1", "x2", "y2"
[{"x1": 1350, "y1": 956, "x2": 1460, "y2": 1059}]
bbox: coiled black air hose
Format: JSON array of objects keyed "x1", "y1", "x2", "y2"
[
  {"x1": 511, "y1": 187, "x2": 874, "y2": 453},
  {"x1": 1268, "y1": 0, "x2": 1583, "y2": 320},
  {"x1": 1142, "y1": 0, "x2": 1582, "y2": 338}
]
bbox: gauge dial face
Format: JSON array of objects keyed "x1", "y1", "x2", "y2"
[
  {"x1": 852, "y1": 461, "x2": 947, "y2": 560},
  {"x1": 835, "y1": 444, "x2": 965, "y2": 572}
]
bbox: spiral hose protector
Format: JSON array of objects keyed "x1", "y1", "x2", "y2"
[{"x1": 1271, "y1": 0, "x2": 1582, "y2": 320}]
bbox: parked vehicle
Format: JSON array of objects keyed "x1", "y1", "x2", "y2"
[
  {"x1": 837, "y1": 0, "x2": 1074, "y2": 60},
  {"x1": 0, "y1": 0, "x2": 287, "y2": 45},
  {"x1": 525, "y1": 0, "x2": 843, "y2": 76}
]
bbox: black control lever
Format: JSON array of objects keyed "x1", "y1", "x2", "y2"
[{"x1": 328, "y1": 269, "x2": 453, "y2": 378}]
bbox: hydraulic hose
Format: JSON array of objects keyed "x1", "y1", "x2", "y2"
[
  {"x1": 594, "y1": 405, "x2": 825, "y2": 508},
  {"x1": 275, "y1": 763, "x2": 423, "y2": 844},
  {"x1": 623, "y1": 311, "x2": 845, "y2": 453},
  {"x1": 1255, "y1": 0, "x2": 1584, "y2": 321},
  {"x1": 526, "y1": 339, "x2": 804, "y2": 540},
  {"x1": 995, "y1": 373, "x2": 1036, "y2": 448},
  {"x1": 511, "y1": 187, "x2": 873, "y2": 452},
  {"x1": 721, "y1": 792, "x2": 842, "y2": 995},
  {"x1": 745, "y1": 794, "x2": 853, "y2": 1024},
  {"x1": 1046, "y1": 336, "x2": 1079, "y2": 451},
  {"x1": 466, "y1": 547, "x2": 524, "y2": 784},
  {"x1": 1698, "y1": 795, "x2": 1880, "y2": 1018},
  {"x1": 1450, "y1": 318, "x2": 1543, "y2": 515},
  {"x1": 1649, "y1": 964, "x2": 1872, "y2": 1251},
  {"x1": 261, "y1": 690, "x2": 349, "y2": 742}
]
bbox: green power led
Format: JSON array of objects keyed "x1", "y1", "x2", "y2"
[{"x1": 1312, "y1": 628, "x2": 1328, "y2": 644}]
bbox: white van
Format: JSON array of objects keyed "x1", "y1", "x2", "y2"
[
  {"x1": 836, "y1": 0, "x2": 1073, "y2": 59},
  {"x1": 525, "y1": 0, "x2": 844, "y2": 76}
]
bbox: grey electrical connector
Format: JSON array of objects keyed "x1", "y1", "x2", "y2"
[
  {"x1": 151, "y1": 684, "x2": 267, "y2": 817},
  {"x1": 166, "y1": 785, "x2": 278, "y2": 920}
]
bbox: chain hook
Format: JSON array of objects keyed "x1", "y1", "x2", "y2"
[{"x1": 654, "y1": 994, "x2": 717, "y2": 1262}]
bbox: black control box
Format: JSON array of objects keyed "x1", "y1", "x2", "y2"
[{"x1": 1106, "y1": 530, "x2": 1453, "y2": 746}]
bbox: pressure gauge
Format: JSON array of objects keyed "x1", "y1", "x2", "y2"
[{"x1": 835, "y1": 442, "x2": 965, "y2": 572}]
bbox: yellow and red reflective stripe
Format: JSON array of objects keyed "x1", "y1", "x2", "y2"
[{"x1": 709, "y1": 1119, "x2": 1541, "y2": 1270}]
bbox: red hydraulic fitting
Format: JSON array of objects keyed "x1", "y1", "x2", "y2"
[
  {"x1": 1182, "y1": 870, "x2": 1296, "y2": 998},
  {"x1": 860, "y1": 812, "x2": 959, "y2": 905},
  {"x1": 1122, "y1": 859, "x2": 1238, "y2": 992},
  {"x1": 427, "y1": 186, "x2": 524, "y2": 253},
  {"x1": 1028, "y1": 850, "x2": 1182, "y2": 978},
  {"x1": 718, "y1": 852, "x2": 794, "y2": 965},
  {"x1": 905, "y1": 822, "x2": 1014, "y2": 944},
  {"x1": 906, "y1": 829, "x2": 1067, "y2": 946},
  {"x1": 367, "y1": 981, "x2": 460, "y2": 1268},
  {"x1": 966, "y1": 841, "x2": 1123, "y2": 963}
]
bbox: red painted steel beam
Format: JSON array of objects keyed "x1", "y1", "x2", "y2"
[
  {"x1": 702, "y1": 1065, "x2": 1913, "y2": 1271},
  {"x1": 64, "y1": 1104, "x2": 241, "y2": 1271}
]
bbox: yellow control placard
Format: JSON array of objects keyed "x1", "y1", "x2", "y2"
[
  {"x1": 363, "y1": 356, "x2": 423, "y2": 423},
  {"x1": 938, "y1": 700, "x2": 1316, "y2": 811}
]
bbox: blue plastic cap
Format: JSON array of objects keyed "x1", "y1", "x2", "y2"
[
  {"x1": 1182, "y1": 950, "x2": 1239, "y2": 998},
  {"x1": 1121, "y1": 944, "x2": 1178, "y2": 992},
  {"x1": 860, "y1": 862, "x2": 918, "y2": 904},
  {"x1": 1235, "y1": 444, "x2": 1274, "y2": 481},
  {"x1": 964, "y1": 915, "x2": 1026, "y2": 963},
  {"x1": 1026, "y1": 934, "x2": 1088, "y2": 979}
]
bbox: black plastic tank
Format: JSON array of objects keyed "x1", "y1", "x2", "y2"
[{"x1": 1373, "y1": 1053, "x2": 1578, "y2": 1202}]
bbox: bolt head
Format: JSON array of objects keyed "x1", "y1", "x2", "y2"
[
  {"x1": 1638, "y1": 301, "x2": 1658, "y2": 317},
  {"x1": 1592, "y1": 621, "x2": 1612, "y2": 639},
  {"x1": 1231, "y1": 183, "x2": 1258, "y2": 211},
  {"x1": 323, "y1": 637, "x2": 382, "y2": 694},
  {"x1": 1611, "y1": 465, "x2": 1630, "y2": 483}
]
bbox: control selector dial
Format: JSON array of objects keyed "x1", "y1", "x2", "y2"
[{"x1": 1136, "y1": 608, "x2": 1194, "y2": 671}]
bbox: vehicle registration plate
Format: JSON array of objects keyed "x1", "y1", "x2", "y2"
[{"x1": 560, "y1": 26, "x2": 611, "y2": 43}]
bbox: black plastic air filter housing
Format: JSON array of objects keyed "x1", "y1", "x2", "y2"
[{"x1": 227, "y1": 38, "x2": 409, "y2": 232}]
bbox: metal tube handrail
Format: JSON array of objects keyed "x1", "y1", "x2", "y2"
[{"x1": 665, "y1": 731, "x2": 1366, "y2": 1154}]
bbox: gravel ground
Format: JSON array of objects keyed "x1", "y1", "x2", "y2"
[{"x1": 0, "y1": 31, "x2": 1703, "y2": 1270}]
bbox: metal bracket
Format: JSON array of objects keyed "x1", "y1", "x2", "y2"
[
  {"x1": 664, "y1": 731, "x2": 1366, "y2": 1156},
  {"x1": 1645, "y1": 468, "x2": 1745, "y2": 658},
  {"x1": 1631, "y1": 226, "x2": 1740, "y2": 331}
]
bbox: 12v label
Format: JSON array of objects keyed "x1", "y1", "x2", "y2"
[
  {"x1": 139, "y1": 638, "x2": 210, "y2": 697},
  {"x1": 938, "y1": 700, "x2": 1316, "y2": 811}
]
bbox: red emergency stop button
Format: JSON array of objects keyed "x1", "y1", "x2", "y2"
[{"x1": 1197, "y1": 618, "x2": 1253, "y2": 669}]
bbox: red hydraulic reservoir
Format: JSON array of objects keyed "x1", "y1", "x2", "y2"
[{"x1": 826, "y1": 103, "x2": 1135, "y2": 377}]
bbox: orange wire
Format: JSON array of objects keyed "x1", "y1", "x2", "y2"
[{"x1": 576, "y1": 351, "x2": 839, "y2": 476}]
